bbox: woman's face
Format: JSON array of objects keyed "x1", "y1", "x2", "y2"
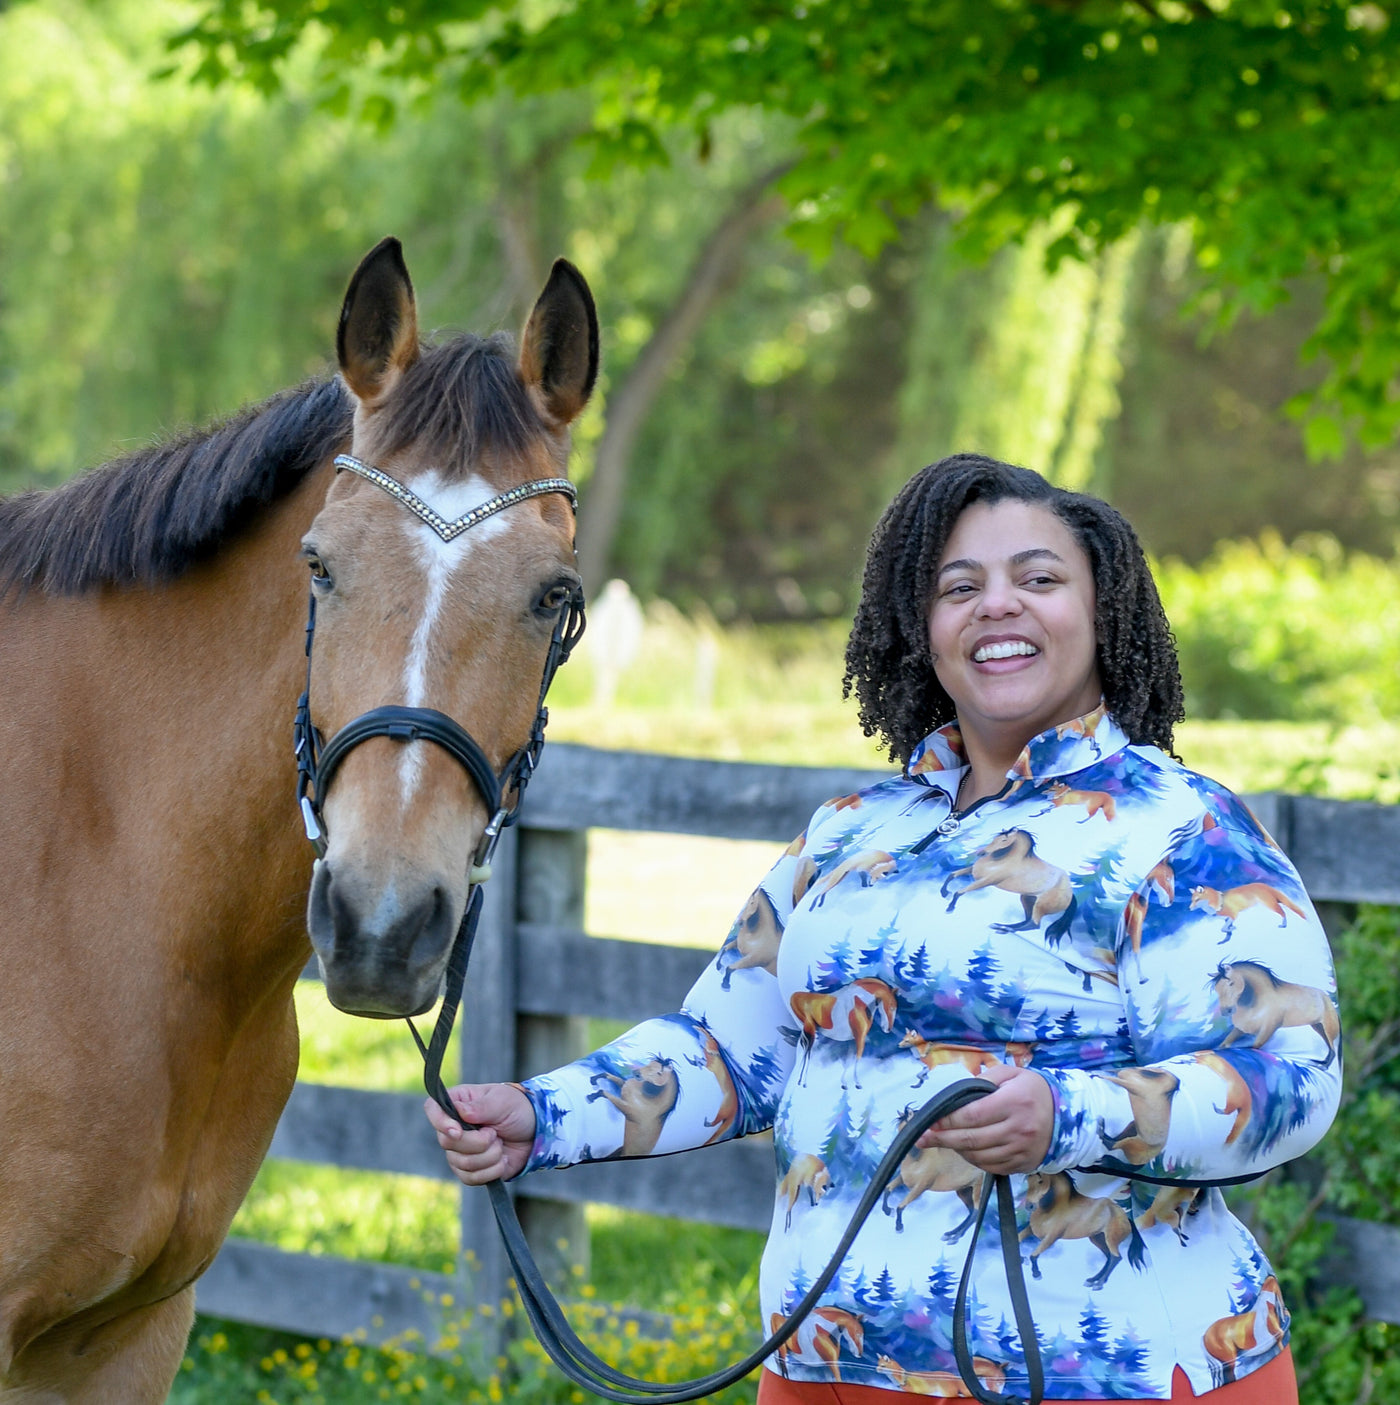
[{"x1": 927, "y1": 499, "x2": 1102, "y2": 756}]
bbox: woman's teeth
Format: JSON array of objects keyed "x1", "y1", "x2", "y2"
[{"x1": 973, "y1": 641, "x2": 1039, "y2": 662}]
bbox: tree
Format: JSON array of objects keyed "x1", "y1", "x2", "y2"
[
  {"x1": 574, "y1": 157, "x2": 793, "y2": 590},
  {"x1": 175, "y1": 0, "x2": 1400, "y2": 452},
  {"x1": 426, "y1": 97, "x2": 798, "y2": 591}
]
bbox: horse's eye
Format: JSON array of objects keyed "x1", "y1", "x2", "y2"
[
  {"x1": 537, "y1": 583, "x2": 573, "y2": 614},
  {"x1": 306, "y1": 554, "x2": 333, "y2": 589}
]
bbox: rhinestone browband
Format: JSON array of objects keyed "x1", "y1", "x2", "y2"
[{"x1": 333, "y1": 454, "x2": 578, "y2": 543}]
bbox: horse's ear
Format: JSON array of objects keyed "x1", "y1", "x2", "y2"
[
  {"x1": 519, "y1": 258, "x2": 599, "y2": 428},
  {"x1": 337, "y1": 237, "x2": 419, "y2": 408}
]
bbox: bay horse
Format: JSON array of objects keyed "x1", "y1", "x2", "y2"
[
  {"x1": 0, "y1": 237, "x2": 597, "y2": 1402},
  {"x1": 1210, "y1": 959, "x2": 1341, "y2": 1068},
  {"x1": 880, "y1": 1106, "x2": 984, "y2": 1239}
]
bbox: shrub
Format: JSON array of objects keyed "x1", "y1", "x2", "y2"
[
  {"x1": 1228, "y1": 904, "x2": 1400, "y2": 1400},
  {"x1": 1156, "y1": 534, "x2": 1400, "y2": 723}
]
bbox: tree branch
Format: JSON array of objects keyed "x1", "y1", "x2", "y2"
[{"x1": 575, "y1": 158, "x2": 797, "y2": 592}]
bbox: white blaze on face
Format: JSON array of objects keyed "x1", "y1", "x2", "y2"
[{"x1": 399, "y1": 470, "x2": 516, "y2": 803}]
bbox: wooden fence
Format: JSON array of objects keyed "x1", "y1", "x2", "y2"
[{"x1": 198, "y1": 744, "x2": 1400, "y2": 1345}]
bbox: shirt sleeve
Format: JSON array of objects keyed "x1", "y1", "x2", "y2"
[
  {"x1": 1037, "y1": 800, "x2": 1343, "y2": 1183},
  {"x1": 516, "y1": 831, "x2": 808, "y2": 1174}
]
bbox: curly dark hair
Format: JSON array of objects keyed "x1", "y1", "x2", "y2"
[{"x1": 843, "y1": 453, "x2": 1185, "y2": 767}]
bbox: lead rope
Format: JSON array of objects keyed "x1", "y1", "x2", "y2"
[{"x1": 416, "y1": 930, "x2": 1045, "y2": 1405}]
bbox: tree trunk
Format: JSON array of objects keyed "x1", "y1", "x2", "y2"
[
  {"x1": 575, "y1": 160, "x2": 795, "y2": 594},
  {"x1": 496, "y1": 183, "x2": 545, "y2": 322},
  {"x1": 491, "y1": 119, "x2": 589, "y2": 326}
]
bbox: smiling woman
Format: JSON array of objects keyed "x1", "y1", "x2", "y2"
[
  {"x1": 428, "y1": 454, "x2": 1337, "y2": 1404},
  {"x1": 844, "y1": 454, "x2": 1184, "y2": 782}
]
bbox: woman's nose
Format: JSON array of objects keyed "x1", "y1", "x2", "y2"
[{"x1": 976, "y1": 576, "x2": 1022, "y2": 617}]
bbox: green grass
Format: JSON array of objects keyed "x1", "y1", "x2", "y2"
[
  {"x1": 178, "y1": 1204, "x2": 762, "y2": 1404},
  {"x1": 293, "y1": 984, "x2": 457, "y2": 1093},
  {"x1": 173, "y1": 1294, "x2": 762, "y2": 1404},
  {"x1": 1172, "y1": 720, "x2": 1400, "y2": 804},
  {"x1": 230, "y1": 1161, "x2": 459, "y2": 1272}
]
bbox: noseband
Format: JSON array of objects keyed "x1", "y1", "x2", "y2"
[{"x1": 293, "y1": 452, "x2": 585, "y2": 872}]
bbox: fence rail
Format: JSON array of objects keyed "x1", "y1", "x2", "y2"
[{"x1": 198, "y1": 744, "x2": 1400, "y2": 1344}]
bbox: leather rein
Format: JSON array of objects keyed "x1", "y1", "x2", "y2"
[{"x1": 290, "y1": 452, "x2": 1045, "y2": 1405}]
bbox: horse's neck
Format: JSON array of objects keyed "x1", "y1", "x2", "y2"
[
  {"x1": 2, "y1": 463, "x2": 330, "y2": 993},
  {"x1": 131, "y1": 467, "x2": 330, "y2": 972}
]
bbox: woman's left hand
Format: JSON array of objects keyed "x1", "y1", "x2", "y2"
[{"x1": 917, "y1": 1063, "x2": 1054, "y2": 1174}]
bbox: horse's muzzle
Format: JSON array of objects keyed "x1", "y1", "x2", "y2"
[{"x1": 306, "y1": 859, "x2": 459, "y2": 1017}]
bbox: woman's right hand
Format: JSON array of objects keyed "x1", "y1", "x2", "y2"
[{"x1": 424, "y1": 1083, "x2": 537, "y2": 1185}]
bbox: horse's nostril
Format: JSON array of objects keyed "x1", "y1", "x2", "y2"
[
  {"x1": 328, "y1": 872, "x2": 363, "y2": 947},
  {"x1": 403, "y1": 884, "x2": 456, "y2": 979},
  {"x1": 306, "y1": 860, "x2": 338, "y2": 960}
]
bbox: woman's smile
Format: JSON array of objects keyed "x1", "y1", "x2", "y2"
[{"x1": 970, "y1": 634, "x2": 1041, "y2": 666}]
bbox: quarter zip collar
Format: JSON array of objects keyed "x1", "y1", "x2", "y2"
[{"x1": 906, "y1": 700, "x2": 1125, "y2": 792}]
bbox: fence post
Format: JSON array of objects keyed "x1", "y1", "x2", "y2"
[
  {"x1": 515, "y1": 826, "x2": 592, "y2": 1290},
  {"x1": 458, "y1": 824, "x2": 519, "y2": 1320}
]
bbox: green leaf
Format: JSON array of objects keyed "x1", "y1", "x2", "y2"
[{"x1": 1303, "y1": 412, "x2": 1347, "y2": 461}]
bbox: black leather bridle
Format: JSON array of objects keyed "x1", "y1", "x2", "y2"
[
  {"x1": 290, "y1": 452, "x2": 1044, "y2": 1405},
  {"x1": 293, "y1": 453, "x2": 585, "y2": 870}
]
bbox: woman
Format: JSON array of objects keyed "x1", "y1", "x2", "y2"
[{"x1": 427, "y1": 455, "x2": 1340, "y2": 1402}]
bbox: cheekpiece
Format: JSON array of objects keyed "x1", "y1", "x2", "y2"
[{"x1": 333, "y1": 453, "x2": 578, "y2": 543}]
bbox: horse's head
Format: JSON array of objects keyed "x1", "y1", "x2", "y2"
[
  {"x1": 1210, "y1": 962, "x2": 1241, "y2": 998},
  {"x1": 740, "y1": 886, "x2": 781, "y2": 937},
  {"x1": 981, "y1": 829, "x2": 1031, "y2": 861},
  {"x1": 1024, "y1": 1170, "x2": 1058, "y2": 1205},
  {"x1": 635, "y1": 1058, "x2": 677, "y2": 1091},
  {"x1": 1105, "y1": 1065, "x2": 1180, "y2": 1099},
  {"x1": 302, "y1": 238, "x2": 597, "y2": 1017},
  {"x1": 816, "y1": 1306, "x2": 864, "y2": 1352},
  {"x1": 857, "y1": 977, "x2": 898, "y2": 1027}
]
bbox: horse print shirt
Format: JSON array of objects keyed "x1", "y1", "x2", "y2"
[{"x1": 519, "y1": 705, "x2": 1341, "y2": 1400}]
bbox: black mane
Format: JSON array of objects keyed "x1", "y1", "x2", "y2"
[
  {"x1": 0, "y1": 377, "x2": 351, "y2": 597},
  {"x1": 0, "y1": 331, "x2": 544, "y2": 597}
]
